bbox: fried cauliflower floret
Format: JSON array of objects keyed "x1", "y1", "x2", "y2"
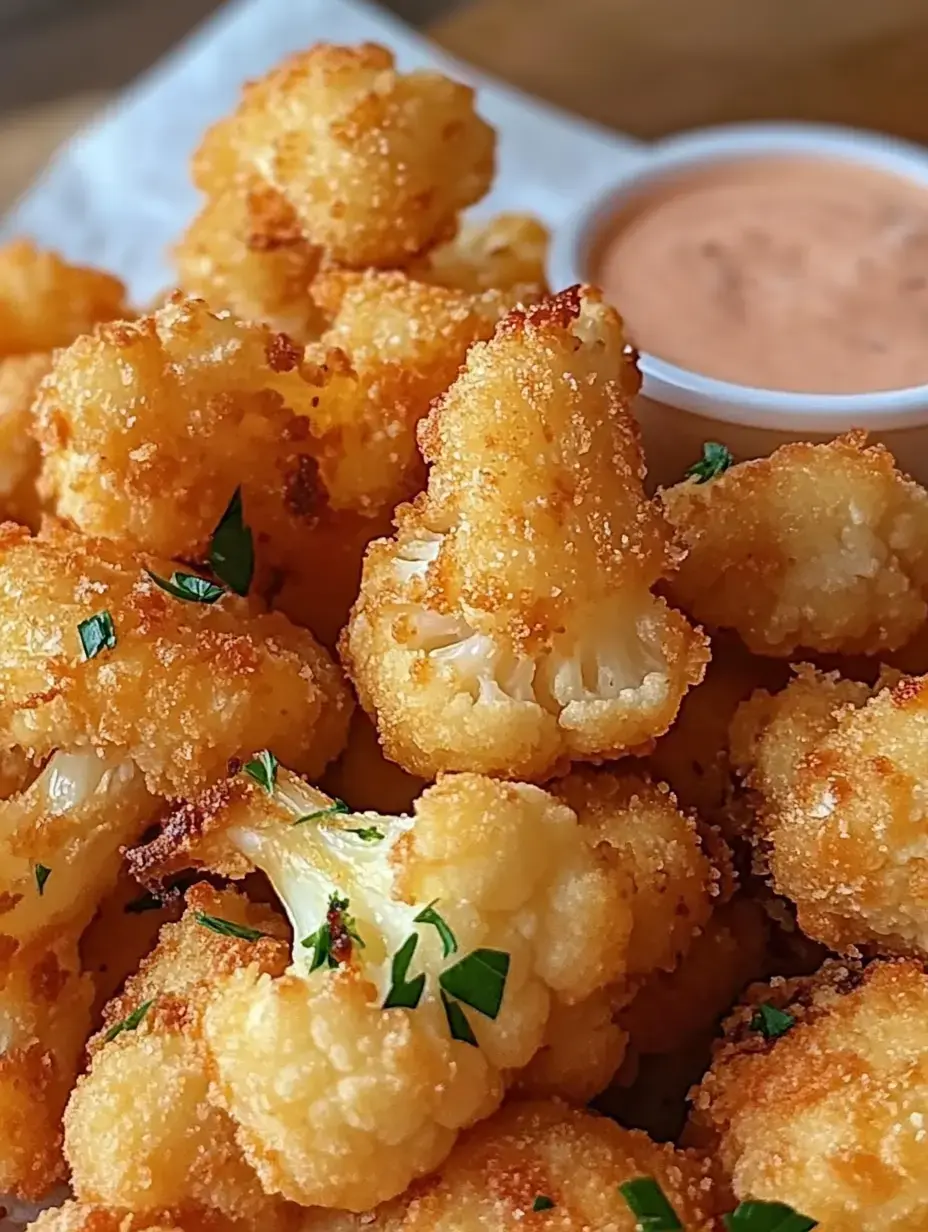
[
  {"x1": 662, "y1": 433, "x2": 928, "y2": 656},
  {"x1": 0, "y1": 750, "x2": 159, "y2": 1197},
  {"x1": 731, "y1": 664, "x2": 928, "y2": 953},
  {"x1": 192, "y1": 43, "x2": 494, "y2": 271},
  {"x1": 0, "y1": 354, "x2": 51, "y2": 529},
  {"x1": 0, "y1": 241, "x2": 127, "y2": 358},
  {"x1": 65, "y1": 884, "x2": 294, "y2": 1224},
  {"x1": 343, "y1": 287, "x2": 708, "y2": 782},
  {"x1": 689, "y1": 958, "x2": 928, "y2": 1230},
  {"x1": 321, "y1": 711, "x2": 425, "y2": 816},
  {"x1": 408, "y1": 213, "x2": 549, "y2": 296},
  {"x1": 313, "y1": 1100, "x2": 721, "y2": 1232},
  {"x1": 25, "y1": 1205, "x2": 239, "y2": 1232},
  {"x1": 128, "y1": 767, "x2": 710, "y2": 1210},
  {"x1": 0, "y1": 523, "x2": 350, "y2": 796}
]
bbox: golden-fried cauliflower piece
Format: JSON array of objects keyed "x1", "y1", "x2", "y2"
[
  {"x1": 731, "y1": 664, "x2": 928, "y2": 953},
  {"x1": 312, "y1": 1100, "x2": 721, "y2": 1232},
  {"x1": 0, "y1": 522, "x2": 351, "y2": 796},
  {"x1": 25, "y1": 1206, "x2": 235, "y2": 1232},
  {"x1": 689, "y1": 958, "x2": 928, "y2": 1230},
  {"x1": 0, "y1": 241, "x2": 127, "y2": 357},
  {"x1": 662, "y1": 433, "x2": 928, "y2": 656},
  {"x1": 321, "y1": 711, "x2": 425, "y2": 816},
  {"x1": 65, "y1": 884, "x2": 294, "y2": 1225},
  {"x1": 408, "y1": 213, "x2": 549, "y2": 296},
  {"x1": 343, "y1": 287, "x2": 708, "y2": 782},
  {"x1": 0, "y1": 354, "x2": 50, "y2": 528},
  {"x1": 128, "y1": 767, "x2": 717, "y2": 1210}
]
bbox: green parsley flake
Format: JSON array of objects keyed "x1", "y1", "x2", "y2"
[
  {"x1": 345, "y1": 825, "x2": 384, "y2": 842},
  {"x1": 439, "y1": 947, "x2": 509, "y2": 1019},
  {"x1": 383, "y1": 933, "x2": 426, "y2": 1010},
  {"x1": 194, "y1": 912, "x2": 267, "y2": 942},
  {"x1": 441, "y1": 990, "x2": 477, "y2": 1046},
  {"x1": 723, "y1": 1200, "x2": 817, "y2": 1232},
  {"x1": 302, "y1": 894, "x2": 363, "y2": 971},
  {"x1": 618, "y1": 1178, "x2": 683, "y2": 1231},
  {"x1": 685, "y1": 441, "x2": 733, "y2": 484},
  {"x1": 209, "y1": 487, "x2": 255, "y2": 597},
  {"x1": 750, "y1": 1002, "x2": 795, "y2": 1041},
  {"x1": 34, "y1": 864, "x2": 51, "y2": 896},
  {"x1": 414, "y1": 900, "x2": 458, "y2": 957},
  {"x1": 78, "y1": 610, "x2": 117, "y2": 660},
  {"x1": 145, "y1": 569, "x2": 225, "y2": 604},
  {"x1": 532, "y1": 1197, "x2": 555, "y2": 1213},
  {"x1": 292, "y1": 798, "x2": 350, "y2": 825},
  {"x1": 244, "y1": 749, "x2": 278, "y2": 794},
  {"x1": 104, "y1": 999, "x2": 154, "y2": 1044}
]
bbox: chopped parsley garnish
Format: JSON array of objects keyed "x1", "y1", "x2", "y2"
[
  {"x1": 685, "y1": 441, "x2": 733, "y2": 483},
  {"x1": 292, "y1": 798, "x2": 350, "y2": 825},
  {"x1": 209, "y1": 486, "x2": 255, "y2": 597},
  {"x1": 618, "y1": 1178, "x2": 683, "y2": 1231},
  {"x1": 383, "y1": 933, "x2": 426, "y2": 1010},
  {"x1": 532, "y1": 1197, "x2": 555, "y2": 1213},
  {"x1": 194, "y1": 912, "x2": 267, "y2": 942},
  {"x1": 302, "y1": 893, "x2": 363, "y2": 971},
  {"x1": 104, "y1": 999, "x2": 153, "y2": 1044},
  {"x1": 145, "y1": 569, "x2": 225, "y2": 604},
  {"x1": 441, "y1": 990, "x2": 477, "y2": 1046},
  {"x1": 78, "y1": 610, "x2": 116, "y2": 660},
  {"x1": 439, "y1": 948, "x2": 509, "y2": 1019},
  {"x1": 34, "y1": 864, "x2": 51, "y2": 896},
  {"x1": 243, "y1": 749, "x2": 278, "y2": 794},
  {"x1": 750, "y1": 1002, "x2": 795, "y2": 1041},
  {"x1": 723, "y1": 1201, "x2": 817, "y2": 1231},
  {"x1": 345, "y1": 825, "x2": 384, "y2": 842},
  {"x1": 414, "y1": 900, "x2": 458, "y2": 957}
]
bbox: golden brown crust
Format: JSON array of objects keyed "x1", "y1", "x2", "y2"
[
  {"x1": 407, "y1": 213, "x2": 549, "y2": 297},
  {"x1": 0, "y1": 353, "x2": 50, "y2": 529}
]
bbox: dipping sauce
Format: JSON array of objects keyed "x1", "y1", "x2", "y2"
[{"x1": 595, "y1": 156, "x2": 928, "y2": 393}]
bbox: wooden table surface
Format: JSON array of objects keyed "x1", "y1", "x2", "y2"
[{"x1": 3, "y1": 0, "x2": 928, "y2": 215}]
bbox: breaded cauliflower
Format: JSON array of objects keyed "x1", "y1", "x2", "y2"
[
  {"x1": 311, "y1": 1100, "x2": 721, "y2": 1232},
  {"x1": 128, "y1": 766, "x2": 716, "y2": 1209},
  {"x1": 730, "y1": 664, "x2": 928, "y2": 953},
  {"x1": 0, "y1": 522, "x2": 351, "y2": 795},
  {"x1": 662, "y1": 433, "x2": 928, "y2": 656},
  {"x1": 65, "y1": 884, "x2": 295, "y2": 1225},
  {"x1": 321, "y1": 711, "x2": 425, "y2": 816},
  {"x1": 25, "y1": 1206, "x2": 225, "y2": 1232},
  {"x1": 0, "y1": 241, "x2": 127, "y2": 358},
  {"x1": 689, "y1": 958, "x2": 928, "y2": 1230},
  {"x1": 0, "y1": 354, "x2": 50, "y2": 529},
  {"x1": 190, "y1": 43, "x2": 494, "y2": 271},
  {"x1": 408, "y1": 213, "x2": 549, "y2": 296},
  {"x1": 342, "y1": 286, "x2": 708, "y2": 782}
]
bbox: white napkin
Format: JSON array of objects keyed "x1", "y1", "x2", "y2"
[{"x1": 0, "y1": 0, "x2": 644, "y2": 304}]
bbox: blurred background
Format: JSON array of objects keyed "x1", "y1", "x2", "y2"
[{"x1": 2, "y1": 0, "x2": 928, "y2": 213}]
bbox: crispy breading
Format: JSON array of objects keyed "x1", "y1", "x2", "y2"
[
  {"x1": 0, "y1": 242, "x2": 127, "y2": 358},
  {"x1": 0, "y1": 354, "x2": 50, "y2": 529},
  {"x1": 342, "y1": 286, "x2": 708, "y2": 782},
  {"x1": 662, "y1": 434, "x2": 928, "y2": 656},
  {"x1": 408, "y1": 213, "x2": 549, "y2": 296},
  {"x1": 689, "y1": 958, "x2": 928, "y2": 1230},
  {"x1": 0, "y1": 522, "x2": 351, "y2": 796},
  {"x1": 25, "y1": 1205, "x2": 244, "y2": 1232},
  {"x1": 311, "y1": 1100, "x2": 722, "y2": 1232},
  {"x1": 191, "y1": 43, "x2": 494, "y2": 271},
  {"x1": 65, "y1": 885, "x2": 293, "y2": 1224},
  {"x1": 731, "y1": 664, "x2": 928, "y2": 953}
]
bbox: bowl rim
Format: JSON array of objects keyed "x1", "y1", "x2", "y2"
[{"x1": 548, "y1": 120, "x2": 928, "y2": 432}]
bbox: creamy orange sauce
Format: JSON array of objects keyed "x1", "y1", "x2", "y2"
[{"x1": 594, "y1": 156, "x2": 928, "y2": 393}]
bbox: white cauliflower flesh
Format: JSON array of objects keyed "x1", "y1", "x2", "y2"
[{"x1": 127, "y1": 766, "x2": 706, "y2": 1210}]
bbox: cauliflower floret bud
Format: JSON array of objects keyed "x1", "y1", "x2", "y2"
[
  {"x1": 126, "y1": 766, "x2": 709, "y2": 1209},
  {"x1": 191, "y1": 43, "x2": 494, "y2": 271},
  {"x1": 0, "y1": 241, "x2": 127, "y2": 358},
  {"x1": 662, "y1": 433, "x2": 928, "y2": 656},
  {"x1": 408, "y1": 213, "x2": 549, "y2": 296},
  {"x1": 65, "y1": 884, "x2": 296, "y2": 1225},
  {"x1": 689, "y1": 958, "x2": 928, "y2": 1231},
  {"x1": 0, "y1": 522, "x2": 350, "y2": 796},
  {"x1": 311, "y1": 1100, "x2": 721, "y2": 1232},
  {"x1": 730, "y1": 664, "x2": 928, "y2": 953},
  {"x1": 0, "y1": 354, "x2": 51, "y2": 530},
  {"x1": 342, "y1": 287, "x2": 708, "y2": 782},
  {"x1": 0, "y1": 749, "x2": 160, "y2": 1197}
]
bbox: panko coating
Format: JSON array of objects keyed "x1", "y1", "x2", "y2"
[
  {"x1": 128, "y1": 767, "x2": 718, "y2": 1210},
  {"x1": 662, "y1": 433, "x2": 928, "y2": 656},
  {"x1": 342, "y1": 286, "x2": 709, "y2": 782},
  {"x1": 191, "y1": 43, "x2": 495, "y2": 270},
  {"x1": 0, "y1": 522, "x2": 351, "y2": 796},
  {"x1": 0, "y1": 354, "x2": 51, "y2": 529},
  {"x1": 311, "y1": 1100, "x2": 721, "y2": 1232},
  {"x1": 0, "y1": 241, "x2": 127, "y2": 358},
  {"x1": 25, "y1": 1206, "x2": 243, "y2": 1232},
  {"x1": 730, "y1": 664, "x2": 928, "y2": 953},
  {"x1": 408, "y1": 213, "x2": 549, "y2": 296},
  {"x1": 689, "y1": 958, "x2": 928, "y2": 1230},
  {"x1": 65, "y1": 884, "x2": 295, "y2": 1225}
]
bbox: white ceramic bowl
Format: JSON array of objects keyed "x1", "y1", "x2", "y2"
[{"x1": 549, "y1": 122, "x2": 928, "y2": 487}]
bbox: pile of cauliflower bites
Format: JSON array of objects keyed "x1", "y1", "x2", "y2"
[{"x1": 2, "y1": 38, "x2": 928, "y2": 1232}]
